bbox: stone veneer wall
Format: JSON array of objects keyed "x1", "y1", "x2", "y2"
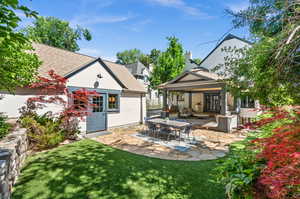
[{"x1": 0, "y1": 128, "x2": 28, "y2": 199}]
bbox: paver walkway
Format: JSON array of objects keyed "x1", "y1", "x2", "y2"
[{"x1": 93, "y1": 125, "x2": 245, "y2": 161}]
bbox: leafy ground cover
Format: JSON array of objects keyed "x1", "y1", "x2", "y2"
[
  {"x1": 12, "y1": 139, "x2": 224, "y2": 199},
  {"x1": 215, "y1": 108, "x2": 300, "y2": 199}
]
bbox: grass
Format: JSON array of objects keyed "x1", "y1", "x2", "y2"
[{"x1": 12, "y1": 139, "x2": 225, "y2": 199}]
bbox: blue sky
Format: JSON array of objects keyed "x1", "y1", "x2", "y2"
[{"x1": 19, "y1": 0, "x2": 250, "y2": 61}]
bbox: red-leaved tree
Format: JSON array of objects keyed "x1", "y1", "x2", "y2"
[
  {"x1": 248, "y1": 107, "x2": 300, "y2": 199},
  {"x1": 24, "y1": 70, "x2": 98, "y2": 134}
]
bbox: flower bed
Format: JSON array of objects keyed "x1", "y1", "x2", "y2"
[{"x1": 215, "y1": 107, "x2": 300, "y2": 199}]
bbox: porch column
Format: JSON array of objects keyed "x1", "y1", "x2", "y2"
[
  {"x1": 162, "y1": 89, "x2": 168, "y2": 110},
  {"x1": 189, "y1": 92, "x2": 192, "y2": 109},
  {"x1": 220, "y1": 86, "x2": 227, "y2": 115}
]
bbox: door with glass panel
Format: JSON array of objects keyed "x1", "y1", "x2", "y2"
[
  {"x1": 204, "y1": 93, "x2": 221, "y2": 113},
  {"x1": 86, "y1": 94, "x2": 106, "y2": 132}
]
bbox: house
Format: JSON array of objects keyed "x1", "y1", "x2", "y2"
[
  {"x1": 0, "y1": 43, "x2": 147, "y2": 133},
  {"x1": 159, "y1": 34, "x2": 259, "y2": 130},
  {"x1": 125, "y1": 62, "x2": 149, "y2": 84},
  {"x1": 184, "y1": 51, "x2": 208, "y2": 72},
  {"x1": 185, "y1": 34, "x2": 252, "y2": 72},
  {"x1": 125, "y1": 62, "x2": 162, "y2": 107}
]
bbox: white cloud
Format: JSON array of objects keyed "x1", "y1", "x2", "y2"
[
  {"x1": 226, "y1": 1, "x2": 249, "y2": 12},
  {"x1": 146, "y1": 0, "x2": 212, "y2": 18},
  {"x1": 70, "y1": 14, "x2": 132, "y2": 27}
]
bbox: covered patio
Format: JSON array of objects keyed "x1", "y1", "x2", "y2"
[{"x1": 158, "y1": 69, "x2": 238, "y2": 132}]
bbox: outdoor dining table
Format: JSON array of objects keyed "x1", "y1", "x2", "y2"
[
  {"x1": 146, "y1": 118, "x2": 192, "y2": 141},
  {"x1": 147, "y1": 118, "x2": 191, "y2": 129}
]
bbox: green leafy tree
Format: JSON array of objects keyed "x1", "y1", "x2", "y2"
[
  {"x1": 116, "y1": 49, "x2": 143, "y2": 65},
  {"x1": 215, "y1": 0, "x2": 300, "y2": 106},
  {"x1": 149, "y1": 49, "x2": 161, "y2": 65},
  {"x1": 22, "y1": 16, "x2": 92, "y2": 52},
  {"x1": 116, "y1": 48, "x2": 161, "y2": 68},
  {"x1": 139, "y1": 54, "x2": 152, "y2": 67},
  {"x1": 150, "y1": 36, "x2": 185, "y2": 89},
  {"x1": 226, "y1": 0, "x2": 297, "y2": 37},
  {"x1": 0, "y1": 0, "x2": 41, "y2": 92}
]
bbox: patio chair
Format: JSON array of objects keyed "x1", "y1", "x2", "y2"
[
  {"x1": 179, "y1": 125, "x2": 193, "y2": 142},
  {"x1": 159, "y1": 124, "x2": 174, "y2": 141},
  {"x1": 146, "y1": 122, "x2": 159, "y2": 137}
]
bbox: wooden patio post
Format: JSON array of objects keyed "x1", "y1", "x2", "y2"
[
  {"x1": 162, "y1": 89, "x2": 168, "y2": 110},
  {"x1": 189, "y1": 92, "x2": 192, "y2": 109},
  {"x1": 220, "y1": 86, "x2": 228, "y2": 115}
]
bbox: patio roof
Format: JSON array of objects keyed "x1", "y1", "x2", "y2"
[{"x1": 158, "y1": 69, "x2": 225, "y2": 91}]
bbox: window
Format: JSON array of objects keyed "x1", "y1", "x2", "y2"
[
  {"x1": 108, "y1": 94, "x2": 119, "y2": 111},
  {"x1": 241, "y1": 96, "x2": 255, "y2": 108},
  {"x1": 92, "y1": 96, "x2": 103, "y2": 112}
]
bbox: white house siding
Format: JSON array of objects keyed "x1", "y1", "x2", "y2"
[
  {"x1": 0, "y1": 61, "x2": 146, "y2": 132},
  {"x1": 67, "y1": 61, "x2": 122, "y2": 91},
  {"x1": 200, "y1": 38, "x2": 251, "y2": 71},
  {"x1": 107, "y1": 92, "x2": 145, "y2": 128},
  {"x1": 0, "y1": 93, "x2": 66, "y2": 118}
]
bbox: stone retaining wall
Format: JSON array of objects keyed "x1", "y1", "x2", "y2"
[{"x1": 0, "y1": 127, "x2": 28, "y2": 199}]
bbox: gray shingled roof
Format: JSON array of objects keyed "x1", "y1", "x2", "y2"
[
  {"x1": 32, "y1": 43, "x2": 146, "y2": 93},
  {"x1": 125, "y1": 62, "x2": 147, "y2": 76}
]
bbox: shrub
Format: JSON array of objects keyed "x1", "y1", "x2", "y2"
[
  {"x1": 0, "y1": 114, "x2": 10, "y2": 139},
  {"x1": 214, "y1": 137, "x2": 264, "y2": 199},
  {"x1": 20, "y1": 114, "x2": 65, "y2": 150},
  {"x1": 214, "y1": 109, "x2": 297, "y2": 199},
  {"x1": 253, "y1": 123, "x2": 300, "y2": 199}
]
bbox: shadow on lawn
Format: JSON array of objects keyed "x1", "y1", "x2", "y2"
[{"x1": 12, "y1": 140, "x2": 224, "y2": 199}]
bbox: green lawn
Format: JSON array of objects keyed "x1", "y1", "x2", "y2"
[{"x1": 12, "y1": 139, "x2": 225, "y2": 199}]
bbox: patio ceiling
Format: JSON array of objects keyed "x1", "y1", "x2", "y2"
[{"x1": 158, "y1": 80, "x2": 225, "y2": 92}]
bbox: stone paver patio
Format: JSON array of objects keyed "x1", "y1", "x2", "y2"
[{"x1": 93, "y1": 125, "x2": 246, "y2": 161}]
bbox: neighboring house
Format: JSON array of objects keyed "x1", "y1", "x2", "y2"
[
  {"x1": 159, "y1": 34, "x2": 260, "y2": 125},
  {"x1": 184, "y1": 34, "x2": 252, "y2": 71},
  {"x1": 125, "y1": 62, "x2": 150, "y2": 85},
  {"x1": 125, "y1": 62, "x2": 162, "y2": 107},
  {"x1": 184, "y1": 51, "x2": 209, "y2": 72},
  {"x1": 0, "y1": 43, "x2": 147, "y2": 133}
]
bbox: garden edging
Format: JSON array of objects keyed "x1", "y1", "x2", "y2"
[{"x1": 0, "y1": 127, "x2": 28, "y2": 199}]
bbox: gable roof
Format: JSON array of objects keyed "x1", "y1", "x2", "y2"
[
  {"x1": 159, "y1": 69, "x2": 222, "y2": 88},
  {"x1": 32, "y1": 43, "x2": 146, "y2": 93},
  {"x1": 102, "y1": 60, "x2": 147, "y2": 93},
  {"x1": 199, "y1": 34, "x2": 253, "y2": 68},
  {"x1": 170, "y1": 69, "x2": 221, "y2": 83}
]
